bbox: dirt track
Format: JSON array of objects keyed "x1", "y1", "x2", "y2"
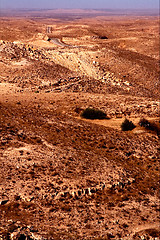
[{"x1": 50, "y1": 38, "x2": 71, "y2": 47}]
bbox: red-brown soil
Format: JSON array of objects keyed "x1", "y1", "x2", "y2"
[{"x1": 0, "y1": 10, "x2": 159, "y2": 240}]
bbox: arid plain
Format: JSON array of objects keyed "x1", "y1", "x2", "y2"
[{"x1": 0, "y1": 9, "x2": 159, "y2": 240}]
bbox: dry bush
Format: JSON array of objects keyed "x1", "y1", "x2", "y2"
[
  {"x1": 139, "y1": 118, "x2": 160, "y2": 136},
  {"x1": 121, "y1": 119, "x2": 136, "y2": 131},
  {"x1": 81, "y1": 107, "x2": 107, "y2": 120}
]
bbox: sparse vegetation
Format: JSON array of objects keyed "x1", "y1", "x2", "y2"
[
  {"x1": 121, "y1": 118, "x2": 136, "y2": 131},
  {"x1": 139, "y1": 118, "x2": 152, "y2": 129},
  {"x1": 81, "y1": 107, "x2": 107, "y2": 119},
  {"x1": 99, "y1": 35, "x2": 108, "y2": 39},
  {"x1": 146, "y1": 229, "x2": 160, "y2": 238},
  {"x1": 139, "y1": 118, "x2": 160, "y2": 136}
]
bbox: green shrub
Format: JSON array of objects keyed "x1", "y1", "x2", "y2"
[
  {"x1": 81, "y1": 107, "x2": 107, "y2": 120},
  {"x1": 121, "y1": 119, "x2": 136, "y2": 131}
]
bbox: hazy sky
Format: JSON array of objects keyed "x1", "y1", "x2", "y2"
[{"x1": 0, "y1": 0, "x2": 159, "y2": 9}]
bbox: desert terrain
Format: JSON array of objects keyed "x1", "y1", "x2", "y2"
[{"x1": 0, "y1": 9, "x2": 159, "y2": 240}]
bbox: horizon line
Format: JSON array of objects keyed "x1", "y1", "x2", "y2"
[{"x1": 0, "y1": 7, "x2": 159, "y2": 10}]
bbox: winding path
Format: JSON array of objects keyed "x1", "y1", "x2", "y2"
[{"x1": 50, "y1": 38, "x2": 80, "y2": 48}]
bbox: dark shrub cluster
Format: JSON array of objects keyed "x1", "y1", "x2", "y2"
[
  {"x1": 146, "y1": 229, "x2": 160, "y2": 238},
  {"x1": 121, "y1": 119, "x2": 136, "y2": 131},
  {"x1": 139, "y1": 118, "x2": 160, "y2": 136},
  {"x1": 99, "y1": 36, "x2": 108, "y2": 39},
  {"x1": 139, "y1": 118, "x2": 154, "y2": 130},
  {"x1": 81, "y1": 108, "x2": 107, "y2": 120}
]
